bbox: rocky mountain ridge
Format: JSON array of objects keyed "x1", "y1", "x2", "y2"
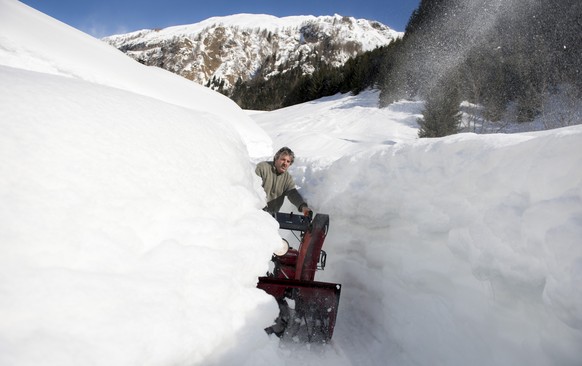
[{"x1": 103, "y1": 14, "x2": 402, "y2": 93}]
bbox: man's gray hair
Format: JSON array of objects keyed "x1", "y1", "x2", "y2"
[{"x1": 274, "y1": 146, "x2": 295, "y2": 164}]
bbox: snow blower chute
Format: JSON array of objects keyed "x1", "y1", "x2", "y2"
[{"x1": 257, "y1": 212, "x2": 341, "y2": 342}]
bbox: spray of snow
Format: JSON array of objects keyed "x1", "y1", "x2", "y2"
[{"x1": 399, "y1": 0, "x2": 542, "y2": 93}]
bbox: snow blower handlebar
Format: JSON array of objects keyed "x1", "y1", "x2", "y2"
[{"x1": 275, "y1": 211, "x2": 311, "y2": 231}]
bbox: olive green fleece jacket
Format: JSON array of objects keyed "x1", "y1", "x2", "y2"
[{"x1": 255, "y1": 161, "x2": 307, "y2": 213}]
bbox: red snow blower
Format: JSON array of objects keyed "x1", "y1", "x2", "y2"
[{"x1": 257, "y1": 212, "x2": 341, "y2": 342}]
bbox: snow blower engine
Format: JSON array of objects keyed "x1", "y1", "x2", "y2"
[{"x1": 257, "y1": 212, "x2": 341, "y2": 343}]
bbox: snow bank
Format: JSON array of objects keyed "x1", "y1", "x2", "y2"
[
  {"x1": 0, "y1": 64, "x2": 282, "y2": 365},
  {"x1": 291, "y1": 126, "x2": 582, "y2": 365},
  {"x1": 0, "y1": 1, "x2": 281, "y2": 363},
  {"x1": 0, "y1": 0, "x2": 271, "y2": 157},
  {"x1": 252, "y1": 89, "x2": 582, "y2": 365}
]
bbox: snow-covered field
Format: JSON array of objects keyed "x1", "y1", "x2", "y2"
[{"x1": 1, "y1": 1, "x2": 581, "y2": 365}]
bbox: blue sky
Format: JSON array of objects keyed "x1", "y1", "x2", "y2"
[{"x1": 19, "y1": 0, "x2": 420, "y2": 38}]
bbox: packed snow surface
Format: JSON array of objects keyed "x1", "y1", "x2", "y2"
[{"x1": 1, "y1": 1, "x2": 582, "y2": 365}]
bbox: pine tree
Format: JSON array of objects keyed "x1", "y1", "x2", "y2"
[{"x1": 418, "y1": 81, "x2": 461, "y2": 138}]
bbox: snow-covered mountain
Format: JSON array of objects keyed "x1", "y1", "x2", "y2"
[{"x1": 103, "y1": 14, "x2": 402, "y2": 92}]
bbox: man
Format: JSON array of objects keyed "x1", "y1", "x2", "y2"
[{"x1": 255, "y1": 147, "x2": 311, "y2": 215}]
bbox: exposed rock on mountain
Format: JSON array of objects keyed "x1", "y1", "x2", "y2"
[{"x1": 103, "y1": 14, "x2": 402, "y2": 93}]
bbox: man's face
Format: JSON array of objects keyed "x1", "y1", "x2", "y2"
[{"x1": 274, "y1": 153, "x2": 292, "y2": 174}]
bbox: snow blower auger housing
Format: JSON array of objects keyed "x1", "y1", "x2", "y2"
[{"x1": 257, "y1": 212, "x2": 341, "y2": 343}]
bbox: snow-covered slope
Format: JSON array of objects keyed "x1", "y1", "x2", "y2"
[
  {"x1": 0, "y1": 0, "x2": 271, "y2": 157},
  {"x1": 103, "y1": 14, "x2": 402, "y2": 92},
  {"x1": 0, "y1": 62, "x2": 282, "y2": 366},
  {"x1": 1, "y1": 0, "x2": 278, "y2": 364},
  {"x1": 2, "y1": 1, "x2": 582, "y2": 366},
  {"x1": 251, "y1": 91, "x2": 582, "y2": 366}
]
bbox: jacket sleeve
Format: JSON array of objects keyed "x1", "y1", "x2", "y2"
[
  {"x1": 286, "y1": 188, "x2": 307, "y2": 211},
  {"x1": 284, "y1": 172, "x2": 307, "y2": 210}
]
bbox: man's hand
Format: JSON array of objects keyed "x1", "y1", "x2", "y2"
[{"x1": 298, "y1": 203, "x2": 312, "y2": 217}]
